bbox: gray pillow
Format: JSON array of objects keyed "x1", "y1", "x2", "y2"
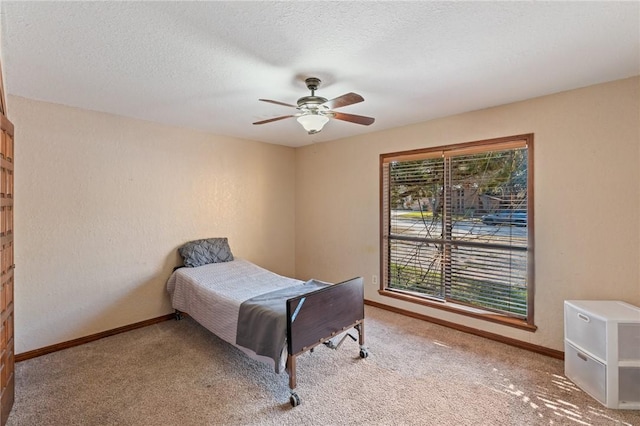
[{"x1": 178, "y1": 238, "x2": 234, "y2": 267}]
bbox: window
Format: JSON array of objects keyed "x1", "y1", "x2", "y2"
[{"x1": 380, "y1": 134, "x2": 534, "y2": 329}]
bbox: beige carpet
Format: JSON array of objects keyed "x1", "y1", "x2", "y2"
[{"x1": 7, "y1": 306, "x2": 640, "y2": 425}]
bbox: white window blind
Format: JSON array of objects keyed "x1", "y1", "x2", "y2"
[{"x1": 381, "y1": 136, "x2": 533, "y2": 322}]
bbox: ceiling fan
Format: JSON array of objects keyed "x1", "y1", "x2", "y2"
[{"x1": 253, "y1": 77, "x2": 375, "y2": 134}]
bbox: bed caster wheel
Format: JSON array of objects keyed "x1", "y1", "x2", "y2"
[
  {"x1": 290, "y1": 392, "x2": 301, "y2": 407},
  {"x1": 360, "y1": 349, "x2": 369, "y2": 359},
  {"x1": 174, "y1": 310, "x2": 183, "y2": 321}
]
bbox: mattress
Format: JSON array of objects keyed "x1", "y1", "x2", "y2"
[{"x1": 166, "y1": 258, "x2": 302, "y2": 371}]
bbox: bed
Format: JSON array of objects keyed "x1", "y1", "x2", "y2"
[{"x1": 166, "y1": 238, "x2": 367, "y2": 407}]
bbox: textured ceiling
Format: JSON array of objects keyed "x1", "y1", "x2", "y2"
[{"x1": 1, "y1": 1, "x2": 638, "y2": 147}]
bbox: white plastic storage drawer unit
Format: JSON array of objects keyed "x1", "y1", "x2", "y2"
[{"x1": 564, "y1": 300, "x2": 640, "y2": 409}]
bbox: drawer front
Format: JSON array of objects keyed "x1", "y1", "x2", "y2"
[
  {"x1": 565, "y1": 341, "x2": 606, "y2": 405},
  {"x1": 619, "y1": 367, "x2": 640, "y2": 405},
  {"x1": 618, "y1": 323, "x2": 640, "y2": 361},
  {"x1": 565, "y1": 302, "x2": 607, "y2": 360}
]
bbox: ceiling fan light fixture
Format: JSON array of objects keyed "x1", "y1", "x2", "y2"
[{"x1": 296, "y1": 113, "x2": 329, "y2": 134}]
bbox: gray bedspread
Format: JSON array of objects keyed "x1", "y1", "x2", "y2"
[{"x1": 235, "y1": 279, "x2": 329, "y2": 373}]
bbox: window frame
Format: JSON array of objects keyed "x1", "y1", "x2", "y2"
[{"x1": 379, "y1": 134, "x2": 535, "y2": 331}]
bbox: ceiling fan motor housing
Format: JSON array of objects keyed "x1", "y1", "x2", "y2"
[{"x1": 297, "y1": 96, "x2": 328, "y2": 108}]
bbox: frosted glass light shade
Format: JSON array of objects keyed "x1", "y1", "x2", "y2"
[{"x1": 297, "y1": 114, "x2": 329, "y2": 134}]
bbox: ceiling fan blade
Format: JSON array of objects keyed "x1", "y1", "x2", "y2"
[
  {"x1": 322, "y1": 92, "x2": 364, "y2": 109},
  {"x1": 259, "y1": 99, "x2": 297, "y2": 108},
  {"x1": 253, "y1": 115, "x2": 295, "y2": 125},
  {"x1": 332, "y1": 112, "x2": 375, "y2": 126}
]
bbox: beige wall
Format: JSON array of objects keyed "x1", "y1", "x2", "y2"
[
  {"x1": 9, "y1": 76, "x2": 640, "y2": 356},
  {"x1": 10, "y1": 96, "x2": 297, "y2": 354},
  {"x1": 295, "y1": 76, "x2": 640, "y2": 351}
]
